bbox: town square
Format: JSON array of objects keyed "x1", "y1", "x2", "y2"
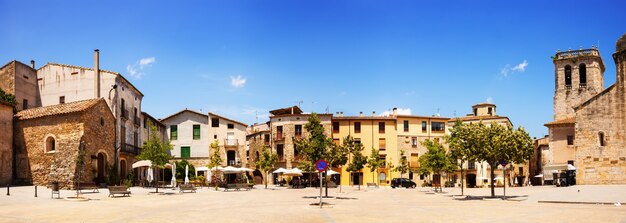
[{"x1": 1, "y1": 1, "x2": 626, "y2": 222}]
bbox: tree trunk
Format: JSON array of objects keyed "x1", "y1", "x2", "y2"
[
  {"x1": 460, "y1": 165, "x2": 464, "y2": 196},
  {"x1": 265, "y1": 171, "x2": 268, "y2": 189},
  {"x1": 324, "y1": 170, "x2": 328, "y2": 197},
  {"x1": 490, "y1": 164, "x2": 495, "y2": 197}
]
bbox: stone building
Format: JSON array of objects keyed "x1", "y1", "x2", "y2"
[
  {"x1": 545, "y1": 33, "x2": 626, "y2": 184},
  {"x1": 0, "y1": 60, "x2": 39, "y2": 111},
  {"x1": 246, "y1": 123, "x2": 270, "y2": 184},
  {"x1": 0, "y1": 102, "x2": 13, "y2": 185},
  {"x1": 12, "y1": 99, "x2": 115, "y2": 189}
]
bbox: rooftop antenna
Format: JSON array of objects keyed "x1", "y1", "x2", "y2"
[
  {"x1": 255, "y1": 110, "x2": 258, "y2": 124},
  {"x1": 453, "y1": 110, "x2": 457, "y2": 117},
  {"x1": 436, "y1": 108, "x2": 441, "y2": 117},
  {"x1": 325, "y1": 106, "x2": 329, "y2": 114}
]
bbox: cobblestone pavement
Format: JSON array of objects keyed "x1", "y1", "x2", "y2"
[{"x1": 0, "y1": 185, "x2": 625, "y2": 223}]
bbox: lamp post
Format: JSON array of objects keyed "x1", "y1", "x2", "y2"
[{"x1": 108, "y1": 85, "x2": 119, "y2": 179}]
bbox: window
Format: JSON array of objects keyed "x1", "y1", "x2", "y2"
[
  {"x1": 422, "y1": 121, "x2": 427, "y2": 132},
  {"x1": 45, "y1": 136, "x2": 55, "y2": 152},
  {"x1": 565, "y1": 65, "x2": 572, "y2": 88},
  {"x1": 277, "y1": 144, "x2": 284, "y2": 161},
  {"x1": 181, "y1": 146, "x2": 191, "y2": 158},
  {"x1": 468, "y1": 161, "x2": 475, "y2": 170},
  {"x1": 488, "y1": 107, "x2": 492, "y2": 115},
  {"x1": 59, "y1": 96, "x2": 65, "y2": 104},
  {"x1": 379, "y1": 138, "x2": 386, "y2": 151},
  {"x1": 193, "y1": 125, "x2": 201, "y2": 140},
  {"x1": 380, "y1": 155, "x2": 387, "y2": 168},
  {"x1": 473, "y1": 108, "x2": 477, "y2": 116},
  {"x1": 518, "y1": 167, "x2": 524, "y2": 175},
  {"x1": 354, "y1": 138, "x2": 361, "y2": 145},
  {"x1": 170, "y1": 125, "x2": 178, "y2": 140},
  {"x1": 599, "y1": 132, "x2": 605, "y2": 146},
  {"x1": 332, "y1": 122, "x2": 339, "y2": 133},
  {"x1": 22, "y1": 99, "x2": 28, "y2": 110},
  {"x1": 333, "y1": 138, "x2": 340, "y2": 146},
  {"x1": 410, "y1": 153, "x2": 419, "y2": 168},
  {"x1": 295, "y1": 125, "x2": 302, "y2": 136},
  {"x1": 121, "y1": 99, "x2": 126, "y2": 117},
  {"x1": 431, "y1": 122, "x2": 445, "y2": 132},
  {"x1": 264, "y1": 134, "x2": 270, "y2": 144},
  {"x1": 567, "y1": 135, "x2": 574, "y2": 145},
  {"x1": 379, "y1": 122, "x2": 385, "y2": 133},
  {"x1": 211, "y1": 118, "x2": 219, "y2": 127},
  {"x1": 227, "y1": 123, "x2": 234, "y2": 129},
  {"x1": 411, "y1": 137, "x2": 417, "y2": 147},
  {"x1": 354, "y1": 122, "x2": 361, "y2": 133},
  {"x1": 134, "y1": 132, "x2": 138, "y2": 147},
  {"x1": 579, "y1": 63, "x2": 587, "y2": 87},
  {"x1": 403, "y1": 120, "x2": 409, "y2": 132},
  {"x1": 214, "y1": 135, "x2": 217, "y2": 139},
  {"x1": 567, "y1": 160, "x2": 574, "y2": 165},
  {"x1": 100, "y1": 117, "x2": 105, "y2": 126}
]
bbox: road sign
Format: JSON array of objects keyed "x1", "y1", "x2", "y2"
[
  {"x1": 316, "y1": 159, "x2": 328, "y2": 172},
  {"x1": 500, "y1": 160, "x2": 508, "y2": 167}
]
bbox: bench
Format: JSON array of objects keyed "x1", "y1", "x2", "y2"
[
  {"x1": 224, "y1": 184, "x2": 250, "y2": 191},
  {"x1": 76, "y1": 182, "x2": 99, "y2": 193},
  {"x1": 108, "y1": 186, "x2": 131, "y2": 197},
  {"x1": 179, "y1": 184, "x2": 197, "y2": 193},
  {"x1": 367, "y1": 183, "x2": 377, "y2": 188}
]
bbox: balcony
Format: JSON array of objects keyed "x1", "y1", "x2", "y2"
[
  {"x1": 224, "y1": 139, "x2": 239, "y2": 147},
  {"x1": 120, "y1": 109, "x2": 129, "y2": 120},
  {"x1": 294, "y1": 133, "x2": 303, "y2": 140},
  {"x1": 133, "y1": 116, "x2": 140, "y2": 126},
  {"x1": 277, "y1": 156, "x2": 286, "y2": 162},
  {"x1": 555, "y1": 48, "x2": 600, "y2": 60},
  {"x1": 275, "y1": 133, "x2": 284, "y2": 141},
  {"x1": 121, "y1": 143, "x2": 141, "y2": 155},
  {"x1": 263, "y1": 140, "x2": 270, "y2": 146}
]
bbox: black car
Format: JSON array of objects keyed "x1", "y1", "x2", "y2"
[{"x1": 391, "y1": 178, "x2": 416, "y2": 188}]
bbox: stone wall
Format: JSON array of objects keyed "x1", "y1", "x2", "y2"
[
  {"x1": 0, "y1": 103, "x2": 12, "y2": 185},
  {"x1": 546, "y1": 125, "x2": 576, "y2": 165},
  {"x1": 0, "y1": 61, "x2": 16, "y2": 94},
  {"x1": 13, "y1": 100, "x2": 115, "y2": 189},
  {"x1": 553, "y1": 55, "x2": 604, "y2": 120},
  {"x1": 574, "y1": 47, "x2": 626, "y2": 184}
]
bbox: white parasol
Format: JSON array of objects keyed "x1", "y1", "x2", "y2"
[
  {"x1": 147, "y1": 167, "x2": 154, "y2": 183},
  {"x1": 184, "y1": 165, "x2": 189, "y2": 185},
  {"x1": 272, "y1": 168, "x2": 287, "y2": 174},
  {"x1": 171, "y1": 163, "x2": 177, "y2": 188}
]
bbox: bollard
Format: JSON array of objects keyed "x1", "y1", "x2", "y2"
[
  {"x1": 6, "y1": 184, "x2": 9, "y2": 196},
  {"x1": 35, "y1": 186, "x2": 38, "y2": 197}
]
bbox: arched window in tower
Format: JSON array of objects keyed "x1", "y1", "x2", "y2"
[
  {"x1": 599, "y1": 132, "x2": 605, "y2": 147},
  {"x1": 579, "y1": 63, "x2": 587, "y2": 88},
  {"x1": 565, "y1": 65, "x2": 572, "y2": 89}
]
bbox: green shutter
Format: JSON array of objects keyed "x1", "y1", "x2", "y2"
[
  {"x1": 181, "y1": 146, "x2": 190, "y2": 158},
  {"x1": 171, "y1": 125, "x2": 178, "y2": 140},
  {"x1": 193, "y1": 125, "x2": 201, "y2": 140}
]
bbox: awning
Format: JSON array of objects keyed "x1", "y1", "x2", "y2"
[
  {"x1": 196, "y1": 167, "x2": 209, "y2": 171},
  {"x1": 132, "y1": 160, "x2": 152, "y2": 168}
]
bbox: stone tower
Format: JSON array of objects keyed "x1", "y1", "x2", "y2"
[{"x1": 553, "y1": 47, "x2": 605, "y2": 120}]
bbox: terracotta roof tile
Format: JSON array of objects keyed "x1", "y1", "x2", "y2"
[
  {"x1": 448, "y1": 115, "x2": 509, "y2": 122},
  {"x1": 15, "y1": 98, "x2": 103, "y2": 120},
  {"x1": 544, "y1": 117, "x2": 576, "y2": 126}
]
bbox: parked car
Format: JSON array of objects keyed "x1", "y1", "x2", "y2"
[{"x1": 391, "y1": 178, "x2": 416, "y2": 188}]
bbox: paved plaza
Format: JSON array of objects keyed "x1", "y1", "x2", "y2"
[{"x1": 1, "y1": 185, "x2": 626, "y2": 223}]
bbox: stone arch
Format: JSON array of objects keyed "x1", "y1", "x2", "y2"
[
  {"x1": 579, "y1": 63, "x2": 587, "y2": 86},
  {"x1": 96, "y1": 152, "x2": 108, "y2": 183},
  {"x1": 43, "y1": 134, "x2": 57, "y2": 153},
  {"x1": 564, "y1": 65, "x2": 572, "y2": 87}
]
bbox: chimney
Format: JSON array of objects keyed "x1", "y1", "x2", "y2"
[
  {"x1": 340, "y1": 112, "x2": 343, "y2": 117},
  {"x1": 94, "y1": 49, "x2": 101, "y2": 98},
  {"x1": 359, "y1": 111, "x2": 363, "y2": 117},
  {"x1": 30, "y1": 60, "x2": 35, "y2": 69},
  {"x1": 372, "y1": 111, "x2": 376, "y2": 117},
  {"x1": 392, "y1": 108, "x2": 398, "y2": 117}
]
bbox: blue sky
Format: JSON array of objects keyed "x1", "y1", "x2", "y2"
[{"x1": 1, "y1": 0, "x2": 624, "y2": 138}]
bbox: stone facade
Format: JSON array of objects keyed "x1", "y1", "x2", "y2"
[
  {"x1": 13, "y1": 99, "x2": 115, "y2": 189},
  {"x1": 246, "y1": 129, "x2": 270, "y2": 184},
  {"x1": 0, "y1": 60, "x2": 40, "y2": 111},
  {"x1": 270, "y1": 112, "x2": 332, "y2": 169},
  {"x1": 545, "y1": 34, "x2": 626, "y2": 185},
  {"x1": 0, "y1": 103, "x2": 13, "y2": 185}
]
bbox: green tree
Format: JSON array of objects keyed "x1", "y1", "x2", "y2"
[
  {"x1": 295, "y1": 113, "x2": 334, "y2": 188},
  {"x1": 419, "y1": 139, "x2": 456, "y2": 192},
  {"x1": 473, "y1": 122, "x2": 534, "y2": 197},
  {"x1": 207, "y1": 140, "x2": 223, "y2": 190},
  {"x1": 0, "y1": 88, "x2": 17, "y2": 112},
  {"x1": 175, "y1": 159, "x2": 196, "y2": 180},
  {"x1": 346, "y1": 137, "x2": 367, "y2": 190},
  {"x1": 394, "y1": 150, "x2": 409, "y2": 178},
  {"x1": 445, "y1": 120, "x2": 477, "y2": 196},
  {"x1": 137, "y1": 122, "x2": 173, "y2": 193},
  {"x1": 366, "y1": 148, "x2": 383, "y2": 187},
  {"x1": 256, "y1": 145, "x2": 278, "y2": 189},
  {"x1": 74, "y1": 139, "x2": 86, "y2": 198}
]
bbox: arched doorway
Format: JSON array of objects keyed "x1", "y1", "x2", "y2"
[
  {"x1": 97, "y1": 153, "x2": 107, "y2": 183},
  {"x1": 120, "y1": 159, "x2": 127, "y2": 180}
]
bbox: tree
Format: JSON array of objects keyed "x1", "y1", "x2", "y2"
[
  {"x1": 346, "y1": 137, "x2": 367, "y2": 190},
  {"x1": 445, "y1": 120, "x2": 477, "y2": 196},
  {"x1": 256, "y1": 145, "x2": 278, "y2": 189},
  {"x1": 325, "y1": 141, "x2": 348, "y2": 193},
  {"x1": 366, "y1": 148, "x2": 383, "y2": 187},
  {"x1": 473, "y1": 122, "x2": 534, "y2": 197},
  {"x1": 207, "y1": 140, "x2": 223, "y2": 190},
  {"x1": 419, "y1": 139, "x2": 456, "y2": 192},
  {"x1": 295, "y1": 113, "x2": 333, "y2": 189},
  {"x1": 137, "y1": 122, "x2": 172, "y2": 193},
  {"x1": 0, "y1": 88, "x2": 17, "y2": 112},
  {"x1": 394, "y1": 150, "x2": 409, "y2": 178},
  {"x1": 175, "y1": 159, "x2": 196, "y2": 180},
  {"x1": 73, "y1": 139, "x2": 87, "y2": 198}
]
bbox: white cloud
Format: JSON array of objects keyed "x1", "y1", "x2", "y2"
[
  {"x1": 486, "y1": 97, "x2": 493, "y2": 103},
  {"x1": 380, "y1": 108, "x2": 411, "y2": 116},
  {"x1": 126, "y1": 57, "x2": 156, "y2": 79},
  {"x1": 230, "y1": 75, "x2": 247, "y2": 88},
  {"x1": 500, "y1": 60, "x2": 528, "y2": 77}
]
